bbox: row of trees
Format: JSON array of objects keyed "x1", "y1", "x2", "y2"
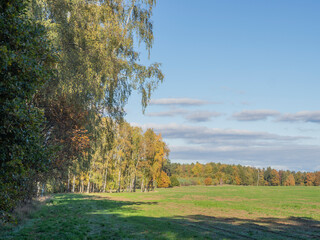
[
  {"x1": 168, "y1": 162, "x2": 320, "y2": 186},
  {"x1": 1, "y1": 0, "x2": 163, "y2": 222},
  {"x1": 48, "y1": 120, "x2": 171, "y2": 194},
  {"x1": 2, "y1": 0, "x2": 318, "y2": 224}
]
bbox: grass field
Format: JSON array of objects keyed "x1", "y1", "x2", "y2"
[{"x1": 1, "y1": 186, "x2": 319, "y2": 239}]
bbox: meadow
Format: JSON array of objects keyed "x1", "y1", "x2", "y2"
[{"x1": 1, "y1": 186, "x2": 319, "y2": 239}]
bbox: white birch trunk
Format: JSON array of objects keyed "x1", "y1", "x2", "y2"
[
  {"x1": 87, "y1": 176, "x2": 91, "y2": 193},
  {"x1": 117, "y1": 157, "x2": 121, "y2": 192},
  {"x1": 81, "y1": 179, "x2": 84, "y2": 193},
  {"x1": 67, "y1": 169, "x2": 70, "y2": 192},
  {"x1": 141, "y1": 179, "x2": 144, "y2": 192},
  {"x1": 72, "y1": 175, "x2": 75, "y2": 193},
  {"x1": 103, "y1": 159, "x2": 109, "y2": 193}
]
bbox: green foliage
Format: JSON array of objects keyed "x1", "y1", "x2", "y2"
[
  {"x1": 1, "y1": 0, "x2": 164, "y2": 223},
  {"x1": 169, "y1": 175, "x2": 180, "y2": 187},
  {"x1": 0, "y1": 0, "x2": 56, "y2": 222},
  {"x1": 177, "y1": 177, "x2": 204, "y2": 186},
  {"x1": 28, "y1": 0, "x2": 164, "y2": 190}
]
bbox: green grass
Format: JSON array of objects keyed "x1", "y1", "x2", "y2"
[{"x1": 1, "y1": 186, "x2": 319, "y2": 239}]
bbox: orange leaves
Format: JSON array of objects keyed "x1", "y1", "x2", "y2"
[
  {"x1": 306, "y1": 172, "x2": 315, "y2": 186},
  {"x1": 157, "y1": 171, "x2": 171, "y2": 188},
  {"x1": 234, "y1": 175, "x2": 241, "y2": 185},
  {"x1": 270, "y1": 169, "x2": 280, "y2": 186},
  {"x1": 284, "y1": 174, "x2": 295, "y2": 186},
  {"x1": 204, "y1": 177, "x2": 213, "y2": 186},
  {"x1": 71, "y1": 127, "x2": 90, "y2": 153}
]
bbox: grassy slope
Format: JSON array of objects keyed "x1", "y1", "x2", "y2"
[{"x1": 1, "y1": 186, "x2": 319, "y2": 239}]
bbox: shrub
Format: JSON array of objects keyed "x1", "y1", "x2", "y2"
[
  {"x1": 157, "y1": 171, "x2": 171, "y2": 188},
  {"x1": 170, "y1": 176, "x2": 180, "y2": 187},
  {"x1": 204, "y1": 177, "x2": 213, "y2": 186}
]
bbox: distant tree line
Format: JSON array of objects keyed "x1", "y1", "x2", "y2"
[
  {"x1": 1, "y1": 0, "x2": 163, "y2": 222},
  {"x1": 166, "y1": 162, "x2": 320, "y2": 187}
]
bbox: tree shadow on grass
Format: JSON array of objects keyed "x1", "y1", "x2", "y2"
[
  {"x1": 169, "y1": 214, "x2": 320, "y2": 240},
  {"x1": 3, "y1": 194, "x2": 320, "y2": 240},
  {"x1": 99, "y1": 214, "x2": 320, "y2": 240}
]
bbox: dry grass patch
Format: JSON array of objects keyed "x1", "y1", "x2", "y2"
[{"x1": 12, "y1": 195, "x2": 52, "y2": 223}]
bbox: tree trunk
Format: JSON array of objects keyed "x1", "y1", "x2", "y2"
[
  {"x1": 133, "y1": 156, "x2": 140, "y2": 193},
  {"x1": 37, "y1": 182, "x2": 40, "y2": 197},
  {"x1": 141, "y1": 179, "x2": 144, "y2": 192},
  {"x1": 87, "y1": 174, "x2": 91, "y2": 193},
  {"x1": 103, "y1": 164, "x2": 108, "y2": 193},
  {"x1": 41, "y1": 183, "x2": 45, "y2": 197},
  {"x1": 130, "y1": 175, "x2": 134, "y2": 192},
  {"x1": 87, "y1": 150, "x2": 95, "y2": 193},
  {"x1": 72, "y1": 175, "x2": 75, "y2": 193},
  {"x1": 67, "y1": 169, "x2": 70, "y2": 192},
  {"x1": 81, "y1": 179, "x2": 84, "y2": 193},
  {"x1": 146, "y1": 180, "x2": 149, "y2": 192},
  {"x1": 117, "y1": 157, "x2": 122, "y2": 192},
  {"x1": 133, "y1": 175, "x2": 137, "y2": 192}
]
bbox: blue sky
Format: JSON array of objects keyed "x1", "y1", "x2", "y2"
[{"x1": 125, "y1": 0, "x2": 320, "y2": 172}]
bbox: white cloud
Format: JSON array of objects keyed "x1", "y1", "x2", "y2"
[
  {"x1": 146, "y1": 109, "x2": 188, "y2": 117},
  {"x1": 185, "y1": 111, "x2": 222, "y2": 122},
  {"x1": 132, "y1": 123, "x2": 318, "y2": 171},
  {"x1": 149, "y1": 98, "x2": 214, "y2": 106},
  {"x1": 135, "y1": 123, "x2": 306, "y2": 146},
  {"x1": 146, "y1": 109, "x2": 222, "y2": 122},
  {"x1": 232, "y1": 110, "x2": 280, "y2": 121},
  {"x1": 278, "y1": 111, "x2": 320, "y2": 123},
  {"x1": 231, "y1": 110, "x2": 320, "y2": 123}
]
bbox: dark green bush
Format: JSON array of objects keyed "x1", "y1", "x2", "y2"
[
  {"x1": 170, "y1": 176, "x2": 180, "y2": 187},
  {"x1": 0, "y1": 0, "x2": 55, "y2": 223}
]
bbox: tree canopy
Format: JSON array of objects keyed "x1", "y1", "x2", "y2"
[
  {"x1": 1, "y1": 0, "x2": 164, "y2": 222},
  {"x1": 0, "y1": 0, "x2": 56, "y2": 222},
  {"x1": 168, "y1": 162, "x2": 320, "y2": 187}
]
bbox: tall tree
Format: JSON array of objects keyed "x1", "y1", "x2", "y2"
[
  {"x1": 131, "y1": 126, "x2": 144, "y2": 192},
  {"x1": 314, "y1": 171, "x2": 320, "y2": 186},
  {"x1": 284, "y1": 174, "x2": 295, "y2": 186},
  {"x1": 29, "y1": 0, "x2": 164, "y2": 187},
  {"x1": 192, "y1": 162, "x2": 204, "y2": 177},
  {"x1": 306, "y1": 172, "x2": 315, "y2": 186},
  {"x1": 0, "y1": 0, "x2": 56, "y2": 222},
  {"x1": 270, "y1": 169, "x2": 280, "y2": 186}
]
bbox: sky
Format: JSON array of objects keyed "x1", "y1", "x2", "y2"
[{"x1": 125, "y1": 0, "x2": 320, "y2": 172}]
